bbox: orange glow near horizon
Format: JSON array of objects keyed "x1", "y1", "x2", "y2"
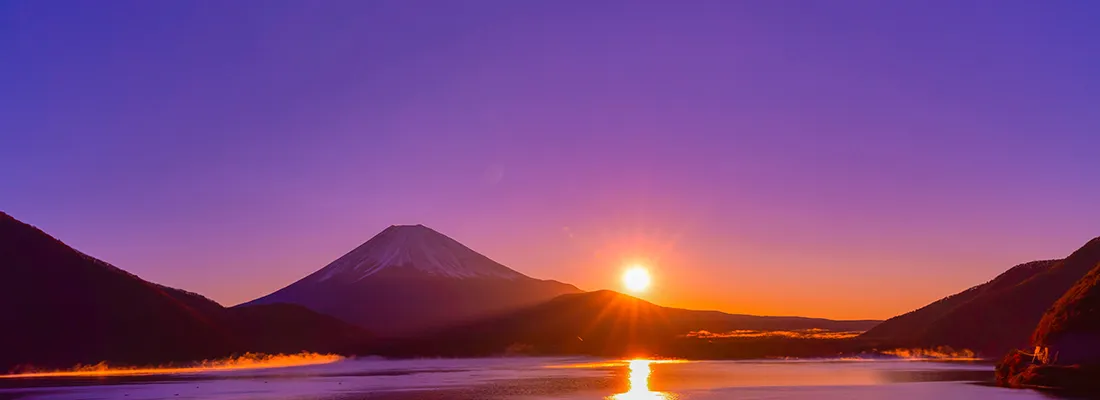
[
  {"x1": 0, "y1": 352, "x2": 342, "y2": 379},
  {"x1": 537, "y1": 225, "x2": 971, "y2": 322},
  {"x1": 879, "y1": 347, "x2": 980, "y2": 360},
  {"x1": 684, "y1": 328, "x2": 864, "y2": 340}
]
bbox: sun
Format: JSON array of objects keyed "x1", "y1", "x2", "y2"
[{"x1": 622, "y1": 266, "x2": 651, "y2": 293}]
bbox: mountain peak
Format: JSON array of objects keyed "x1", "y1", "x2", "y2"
[
  {"x1": 386, "y1": 223, "x2": 428, "y2": 230},
  {"x1": 380, "y1": 224, "x2": 439, "y2": 237},
  {"x1": 309, "y1": 224, "x2": 527, "y2": 282},
  {"x1": 246, "y1": 223, "x2": 581, "y2": 334}
]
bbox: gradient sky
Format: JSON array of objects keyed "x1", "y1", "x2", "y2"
[{"x1": 2, "y1": 1, "x2": 1099, "y2": 320}]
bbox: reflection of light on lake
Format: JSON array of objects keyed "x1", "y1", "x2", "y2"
[{"x1": 609, "y1": 359, "x2": 674, "y2": 400}]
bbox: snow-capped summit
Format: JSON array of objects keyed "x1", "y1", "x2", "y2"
[
  {"x1": 312, "y1": 224, "x2": 524, "y2": 282},
  {"x1": 244, "y1": 224, "x2": 580, "y2": 336}
]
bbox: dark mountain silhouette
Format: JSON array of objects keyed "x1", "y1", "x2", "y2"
[
  {"x1": 381, "y1": 290, "x2": 880, "y2": 357},
  {"x1": 861, "y1": 260, "x2": 1058, "y2": 348},
  {"x1": 225, "y1": 303, "x2": 369, "y2": 355},
  {"x1": 996, "y1": 237, "x2": 1100, "y2": 390},
  {"x1": 864, "y1": 237, "x2": 1100, "y2": 356},
  {"x1": 1030, "y1": 237, "x2": 1100, "y2": 364},
  {"x1": 244, "y1": 224, "x2": 581, "y2": 336},
  {"x1": 0, "y1": 211, "x2": 368, "y2": 372}
]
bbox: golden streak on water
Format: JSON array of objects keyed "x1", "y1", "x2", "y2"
[{"x1": 609, "y1": 359, "x2": 675, "y2": 400}]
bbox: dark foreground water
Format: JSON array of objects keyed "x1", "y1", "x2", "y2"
[{"x1": 0, "y1": 357, "x2": 1072, "y2": 400}]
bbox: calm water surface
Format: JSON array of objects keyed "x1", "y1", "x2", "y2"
[{"x1": 0, "y1": 357, "x2": 1072, "y2": 400}]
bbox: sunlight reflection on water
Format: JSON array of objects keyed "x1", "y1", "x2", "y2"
[
  {"x1": 609, "y1": 359, "x2": 675, "y2": 400},
  {"x1": 0, "y1": 357, "x2": 1061, "y2": 400}
]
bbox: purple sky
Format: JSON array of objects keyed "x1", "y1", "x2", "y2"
[{"x1": 2, "y1": 1, "x2": 1098, "y2": 319}]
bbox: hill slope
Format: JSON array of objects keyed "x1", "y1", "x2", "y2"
[
  {"x1": 863, "y1": 237, "x2": 1100, "y2": 356},
  {"x1": 245, "y1": 224, "x2": 581, "y2": 336},
  {"x1": 996, "y1": 238, "x2": 1100, "y2": 390},
  {"x1": 0, "y1": 212, "x2": 368, "y2": 371},
  {"x1": 861, "y1": 260, "x2": 1058, "y2": 345},
  {"x1": 1031, "y1": 237, "x2": 1100, "y2": 364},
  {"x1": 225, "y1": 303, "x2": 370, "y2": 355},
  {"x1": 383, "y1": 290, "x2": 880, "y2": 357}
]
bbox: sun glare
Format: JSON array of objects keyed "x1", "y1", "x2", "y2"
[{"x1": 623, "y1": 266, "x2": 651, "y2": 292}]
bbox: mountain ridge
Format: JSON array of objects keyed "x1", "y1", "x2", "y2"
[
  {"x1": 863, "y1": 236, "x2": 1100, "y2": 356},
  {"x1": 245, "y1": 224, "x2": 582, "y2": 336},
  {"x1": 1031, "y1": 237, "x2": 1100, "y2": 360},
  {"x1": 861, "y1": 259, "x2": 1060, "y2": 343},
  {"x1": 0, "y1": 211, "x2": 369, "y2": 371},
  {"x1": 996, "y1": 237, "x2": 1100, "y2": 390},
  {"x1": 378, "y1": 289, "x2": 882, "y2": 358}
]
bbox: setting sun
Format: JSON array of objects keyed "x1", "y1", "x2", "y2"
[{"x1": 623, "y1": 266, "x2": 651, "y2": 293}]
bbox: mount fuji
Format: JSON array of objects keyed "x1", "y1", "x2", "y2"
[{"x1": 244, "y1": 224, "x2": 581, "y2": 336}]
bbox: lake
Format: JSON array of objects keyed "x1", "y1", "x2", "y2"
[{"x1": 0, "y1": 357, "x2": 1066, "y2": 400}]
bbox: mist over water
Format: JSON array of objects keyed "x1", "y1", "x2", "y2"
[
  {"x1": 0, "y1": 358, "x2": 1062, "y2": 400},
  {"x1": 0, "y1": 353, "x2": 342, "y2": 379}
]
